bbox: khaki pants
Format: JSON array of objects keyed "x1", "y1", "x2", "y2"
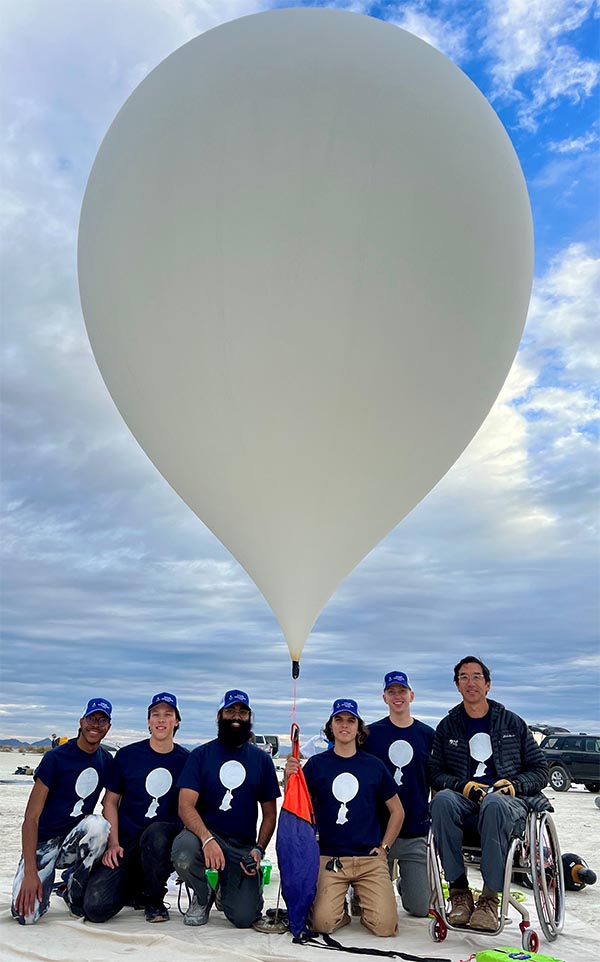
[{"x1": 311, "y1": 854, "x2": 398, "y2": 937}]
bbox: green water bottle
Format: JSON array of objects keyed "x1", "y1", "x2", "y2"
[{"x1": 260, "y1": 858, "x2": 272, "y2": 887}]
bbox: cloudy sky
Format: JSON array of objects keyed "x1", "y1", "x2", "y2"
[{"x1": 2, "y1": 0, "x2": 598, "y2": 747}]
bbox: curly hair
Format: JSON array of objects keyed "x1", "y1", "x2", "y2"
[{"x1": 324, "y1": 715, "x2": 369, "y2": 747}]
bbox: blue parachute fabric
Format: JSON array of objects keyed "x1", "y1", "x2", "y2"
[{"x1": 276, "y1": 764, "x2": 320, "y2": 938}]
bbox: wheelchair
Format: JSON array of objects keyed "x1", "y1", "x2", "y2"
[{"x1": 427, "y1": 806, "x2": 565, "y2": 953}]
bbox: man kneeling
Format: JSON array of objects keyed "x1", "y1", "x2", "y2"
[{"x1": 286, "y1": 698, "x2": 403, "y2": 937}]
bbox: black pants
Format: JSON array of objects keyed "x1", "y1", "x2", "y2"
[
  {"x1": 171, "y1": 828, "x2": 262, "y2": 928},
  {"x1": 83, "y1": 821, "x2": 179, "y2": 922}
]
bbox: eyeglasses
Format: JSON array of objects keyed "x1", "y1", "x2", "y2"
[
  {"x1": 222, "y1": 707, "x2": 251, "y2": 719},
  {"x1": 457, "y1": 673, "x2": 485, "y2": 682},
  {"x1": 84, "y1": 714, "x2": 110, "y2": 726}
]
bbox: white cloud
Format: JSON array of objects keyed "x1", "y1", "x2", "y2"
[
  {"x1": 387, "y1": 5, "x2": 469, "y2": 61},
  {"x1": 550, "y1": 127, "x2": 599, "y2": 153},
  {"x1": 526, "y1": 243, "x2": 600, "y2": 383},
  {"x1": 485, "y1": 0, "x2": 599, "y2": 128}
]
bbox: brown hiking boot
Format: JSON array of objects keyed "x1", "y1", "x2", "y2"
[
  {"x1": 469, "y1": 893, "x2": 499, "y2": 931},
  {"x1": 447, "y1": 888, "x2": 474, "y2": 925}
]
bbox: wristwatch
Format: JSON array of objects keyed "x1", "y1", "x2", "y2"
[{"x1": 380, "y1": 843, "x2": 390, "y2": 854}]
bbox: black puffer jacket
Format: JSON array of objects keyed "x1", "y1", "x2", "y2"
[{"x1": 428, "y1": 699, "x2": 549, "y2": 802}]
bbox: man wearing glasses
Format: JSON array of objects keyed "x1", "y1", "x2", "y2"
[
  {"x1": 11, "y1": 698, "x2": 114, "y2": 924},
  {"x1": 172, "y1": 689, "x2": 280, "y2": 928},
  {"x1": 428, "y1": 657, "x2": 548, "y2": 932}
]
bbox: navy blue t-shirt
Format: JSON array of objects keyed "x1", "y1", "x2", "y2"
[
  {"x1": 34, "y1": 739, "x2": 114, "y2": 843},
  {"x1": 177, "y1": 739, "x2": 281, "y2": 846},
  {"x1": 303, "y1": 749, "x2": 398, "y2": 856},
  {"x1": 106, "y1": 739, "x2": 189, "y2": 845},
  {"x1": 461, "y1": 707, "x2": 498, "y2": 786},
  {"x1": 363, "y1": 716, "x2": 435, "y2": 838}
]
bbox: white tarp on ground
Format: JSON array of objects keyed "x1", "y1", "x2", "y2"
[{"x1": 1, "y1": 756, "x2": 599, "y2": 962}]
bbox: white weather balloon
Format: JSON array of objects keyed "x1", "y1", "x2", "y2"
[
  {"x1": 219, "y1": 760, "x2": 246, "y2": 811},
  {"x1": 70, "y1": 767, "x2": 99, "y2": 816},
  {"x1": 78, "y1": 9, "x2": 533, "y2": 666},
  {"x1": 388, "y1": 740, "x2": 414, "y2": 786},
  {"x1": 332, "y1": 772, "x2": 359, "y2": 825},
  {"x1": 470, "y1": 732, "x2": 493, "y2": 778},
  {"x1": 145, "y1": 768, "x2": 172, "y2": 818}
]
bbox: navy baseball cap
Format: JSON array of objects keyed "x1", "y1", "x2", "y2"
[
  {"x1": 384, "y1": 671, "x2": 412, "y2": 691},
  {"x1": 83, "y1": 698, "x2": 112, "y2": 720},
  {"x1": 219, "y1": 689, "x2": 252, "y2": 711},
  {"x1": 329, "y1": 698, "x2": 361, "y2": 720},
  {"x1": 147, "y1": 691, "x2": 181, "y2": 721}
]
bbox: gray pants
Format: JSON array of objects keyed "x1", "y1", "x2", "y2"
[
  {"x1": 430, "y1": 789, "x2": 528, "y2": 894},
  {"x1": 171, "y1": 828, "x2": 262, "y2": 928},
  {"x1": 11, "y1": 814, "x2": 110, "y2": 924},
  {"x1": 387, "y1": 835, "x2": 429, "y2": 917}
]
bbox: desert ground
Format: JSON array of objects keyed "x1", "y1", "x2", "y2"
[{"x1": 0, "y1": 751, "x2": 598, "y2": 962}]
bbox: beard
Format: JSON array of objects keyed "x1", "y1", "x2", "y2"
[{"x1": 218, "y1": 717, "x2": 253, "y2": 749}]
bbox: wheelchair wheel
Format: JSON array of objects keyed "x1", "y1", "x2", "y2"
[
  {"x1": 529, "y1": 811, "x2": 565, "y2": 941},
  {"x1": 522, "y1": 927, "x2": 539, "y2": 953},
  {"x1": 428, "y1": 915, "x2": 447, "y2": 942}
]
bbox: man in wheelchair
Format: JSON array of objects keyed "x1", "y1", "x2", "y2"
[{"x1": 428, "y1": 656, "x2": 549, "y2": 932}]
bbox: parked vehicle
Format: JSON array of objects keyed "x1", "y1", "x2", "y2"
[
  {"x1": 252, "y1": 733, "x2": 279, "y2": 757},
  {"x1": 540, "y1": 733, "x2": 600, "y2": 793}
]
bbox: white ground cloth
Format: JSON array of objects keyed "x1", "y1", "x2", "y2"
[{"x1": 1, "y1": 754, "x2": 598, "y2": 962}]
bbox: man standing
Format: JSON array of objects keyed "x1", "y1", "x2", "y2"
[
  {"x1": 363, "y1": 671, "x2": 435, "y2": 917},
  {"x1": 11, "y1": 698, "x2": 114, "y2": 924},
  {"x1": 172, "y1": 689, "x2": 280, "y2": 929},
  {"x1": 428, "y1": 656, "x2": 549, "y2": 931},
  {"x1": 83, "y1": 692, "x2": 189, "y2": 923}
]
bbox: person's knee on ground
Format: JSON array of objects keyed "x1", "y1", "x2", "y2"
[
  {"x1": 310, "y1": 897, "x2": 351, "y2": 934},
  {"x1": 171, "y1": 830, "x2": 201, "y2": 884},
  {"x1": 223, "y1": 897, "x2": 263, "y2": 929},
  {"x1": 398, "y1": 881, "x2": 429, "y2": 918},
  {"x1": 82, "y1": 886, "x2": 118, "y2": 924},
  {"x1": 359, "y1": 904, "x2": 398, "y2": 937}
]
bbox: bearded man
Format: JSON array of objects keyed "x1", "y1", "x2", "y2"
[{"x1": 171, "y1": 689, "x2": 280, "y2": 928}]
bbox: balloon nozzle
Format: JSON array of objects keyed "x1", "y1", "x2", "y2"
[{"x1": 292, "y1": 660, "x2": 300, "y2": 679}]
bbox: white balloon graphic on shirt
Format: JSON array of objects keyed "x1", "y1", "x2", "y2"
[
  {"x1": 388, "y1": 740, "x2": 414, "y2": 786},
  {"x1": 470, "y1": 732, "x2": 492, "y2": 777},
  {"x1": 332, "y1": 772, "x2": 359, "y2": 825},
  {"x1": 70, "y1": 767, "x2": 99, "y2": 816},
  {"x1": 219, "y1": 760, "x2": 246, "y2": 811},
  {"x1": 145, "y1": 767, "x2": 173, "y2": 817}
]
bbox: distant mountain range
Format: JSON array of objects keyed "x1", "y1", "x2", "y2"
[{"x1": 0, "y1": 738, "x2": 52, "y2": 748}]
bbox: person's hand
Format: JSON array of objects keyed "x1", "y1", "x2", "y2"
[
  {"x1": 203, "y1": 837, "x2": 225, "y2": 870},
  {"x1": 102, "y1": 843, "x2": 124, "y2": 868},
  {"x1": 462, "y1": 781, "x2": 488, "y2": 805},
  {"x1": 492, "y1": 779, "x2": 515, "y2": 796},
  {"x1": 368, "y1": 846, "x2": 387, "y2": 857},
  {"x1": 14, "y1": 869, "x2": 43, "y2": 919},
  {"x1": 285, "y1": 757, "x2": 300, "y2": 778}
]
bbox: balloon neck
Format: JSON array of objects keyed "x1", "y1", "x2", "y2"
[{"x1": 292, "y1": 660, "x2": 300, "y2": 679}]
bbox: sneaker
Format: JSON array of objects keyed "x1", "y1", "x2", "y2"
[
  {"x1": 145, "y1": 903, "x2": 170, "y2": 923},
  {"x1": 184, "y1": 894, "x2": 211, "y2": 927},
  {"x1": 447, "y1": 888, "x2": 474, "y2": 926},
  {"x1": 350, "y1": 892, "x2": 361, "y2": 917},
  {"x1": 469, "y1": 894, "x2": 499, "y2": 931}
]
